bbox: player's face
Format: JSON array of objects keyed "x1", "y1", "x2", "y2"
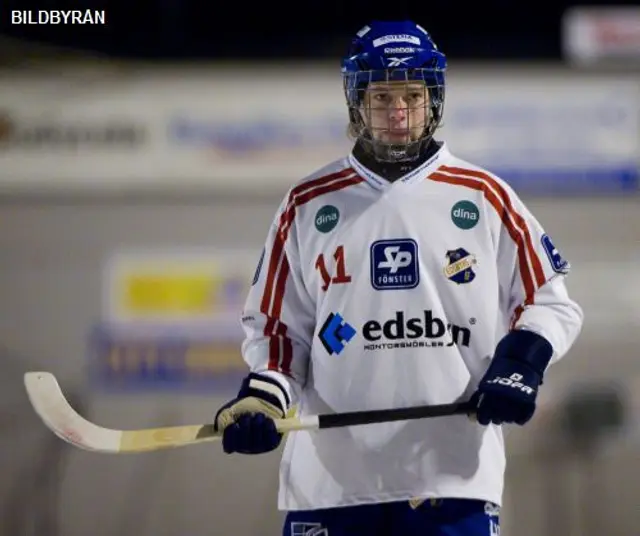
[{"x1": 360, "y1": 80, "x2": 429, "y2": 145}]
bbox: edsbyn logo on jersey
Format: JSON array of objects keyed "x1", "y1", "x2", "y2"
[
  {"x1": 370, "y1": 238, "x2": 419, "y2": 290},
  {"x1": 318, "y1": 310, "x2": 473, "y2": 354},
  {"x1": 362, "y1": 310, "x2": 472, "y2": 351},
  {"x1": 318, "y1": 312, "x2": 356, "y2": 355}
]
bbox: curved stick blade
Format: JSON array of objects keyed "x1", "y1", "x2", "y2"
[
  {"x1": 23, "y1": 371, "x2": 224, "y2": 453},
  {"x1": 24, "y1": 371, "x2": 122, "y2": 452}
]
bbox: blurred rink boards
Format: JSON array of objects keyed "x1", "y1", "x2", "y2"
[
  {"x1": 0, "y1": 63, "x2": 637, "y2": 196},
  {"x1": 88, "y1": 249, "x2": 257, "y2": 393},
  {"x1": 0, "y1": 61, "x2": 638, "y2": 536}
]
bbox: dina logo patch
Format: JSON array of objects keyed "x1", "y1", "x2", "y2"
[
  {"x1": 443, "y1": 248, "x2": 477, "y2": 284},
  {"x1": 315, "y1": 205, "x2": 340, "y2": 233},
  {"x1": 451, "y1": 200, "x2": 480, "y2": 230}
]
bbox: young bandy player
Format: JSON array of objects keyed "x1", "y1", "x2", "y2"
[{"x1": 213, "y1": 20, "x2": 584, "y2": 536}]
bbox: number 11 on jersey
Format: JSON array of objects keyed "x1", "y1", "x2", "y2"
[{"x1": 315, "y1": 245, "x2": 352, "y2": 291}]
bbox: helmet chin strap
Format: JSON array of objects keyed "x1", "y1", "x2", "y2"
[
  {"x1": 351, "y1": 135, "x2": 442, "y2": 183},
  {"x1": 374, "y1": 139, "x2": 425, "y2": 163},
  {"x1": 357, "y1": 126, "x2": 430, "y2": 164}
]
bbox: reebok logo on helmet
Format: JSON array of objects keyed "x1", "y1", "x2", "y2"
[{"x1": 384, "y1": 47, "x2": 416, "y2": 54}]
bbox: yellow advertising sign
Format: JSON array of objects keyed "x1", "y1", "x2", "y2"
[
  {"x1": 122, "y1": 272, "x2": 220, "y2": 316},
  {"x1": 97, "y1": 249, "x2": 262, "y2": 392},
  {"x1": 104, "y1": 250, "x2": 257, "y2": 323}
]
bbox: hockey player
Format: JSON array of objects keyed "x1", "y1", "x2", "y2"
[{"x1": 214, "y1": 20, "x2": 584, "y2": 536}]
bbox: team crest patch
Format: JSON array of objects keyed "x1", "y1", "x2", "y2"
[{"x1": 443, "y1": 248, "x2": 477, "y2": 284}]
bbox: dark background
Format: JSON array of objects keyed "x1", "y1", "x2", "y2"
[{"x1": 1, "y1": 0, "x2": 638, "y2": 60}]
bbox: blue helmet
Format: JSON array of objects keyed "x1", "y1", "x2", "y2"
[{"x1": 341, "y1": 21, "x2": 447, "y2": 162}]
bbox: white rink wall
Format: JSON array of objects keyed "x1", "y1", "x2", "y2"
[{"x1": 0, "y1": 62, "x2": 638, "y2": 536}]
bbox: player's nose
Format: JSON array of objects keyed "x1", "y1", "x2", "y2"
[{"x1": 388, "y1": 96, "x2": 408, "y2": 122}]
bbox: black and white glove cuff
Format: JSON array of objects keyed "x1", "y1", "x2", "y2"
[{"x1": 238, "y1": 372, "x2": 290, "y2": 416}]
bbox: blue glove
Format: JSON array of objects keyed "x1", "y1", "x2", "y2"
[
  {"x1": 213, "y1": 372, "x2": 290, "y2": 454},
  {"x1": 472, "y1": 329, "x2": 553, "y2": 426}
]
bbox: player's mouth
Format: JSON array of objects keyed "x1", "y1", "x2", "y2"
[{"x1": 383, "y1": 129, "x2": 411, "y2": 143}]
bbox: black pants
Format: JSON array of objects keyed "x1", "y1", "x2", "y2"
[{"x1": 283, "y1": 498, "x2": 500, "y2": 535}]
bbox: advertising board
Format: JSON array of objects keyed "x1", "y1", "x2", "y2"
[{"x1": 0, "y1": 65, "x2": 637, "y2": 194}]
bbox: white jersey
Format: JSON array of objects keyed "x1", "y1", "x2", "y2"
[{"x1": 242, "y1": 142, "x2": 583, "y2": 511}]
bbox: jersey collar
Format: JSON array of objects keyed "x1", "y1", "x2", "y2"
[{"x1": 349, "y1": 142, "x2": 451, "y2": 191}]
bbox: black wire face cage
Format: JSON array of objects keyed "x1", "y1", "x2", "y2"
[{"x1": 343, "y1": 68, "x2": 445, "y2": 163}]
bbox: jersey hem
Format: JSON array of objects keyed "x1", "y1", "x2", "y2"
[{"x1": 278, "y1": 488, "x2": 502, "y2": 512}]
